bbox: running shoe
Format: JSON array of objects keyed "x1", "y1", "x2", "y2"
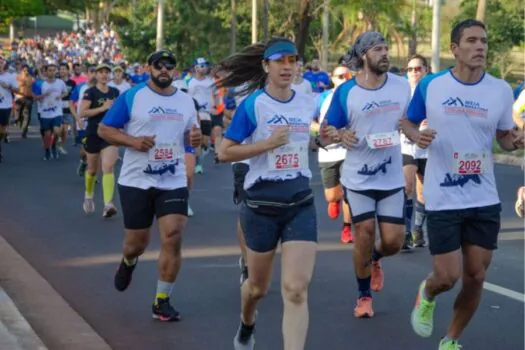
[
  {"x1": 188, "y1": 204, "x2": 194, "y2": 217},
  {"x1": 114, "y1": 258, "x2": 137, "y2": 291},
  {"x1": 327, "y1": 201, "x2": 340, "y2": 220},
  {"x1": 233, "y1": 321, "x2": 256, "y2": 350},
  {"x1": 152, "y1": 297, "x2": 181, "y2": 322},
  {"x1": 371, "y1": 261, "x2": 384, "y2": 292},
  {"x1": 83, "y1": 197, "x2": 95, "y2": 214},
  {"x1": 103, "y1": 203, "x2": 117, "y2": 218},
  {"x1": 239, "y1": 256, "x2": 248, "y2": 286},
  {"x1": 354, "y1": 296, "x2": 374, "y2": 318},
  {"x1": 402, "y1": 232, "x2": 413, "y2": 250},
  {"x1": 439, "y1": 338, "x2": 462, "y2": 350},
  {"x1": 412, "y1": 230, "x2": 426, "y2": 248},
  {"x1": 194, "y1": 164, "x2": 204, "y2": 174},
  {"x1": 58, "y1": 145, "x2": 68, "y2": 155},
  {"x1": 77, "y1": 161, "x2": 87, "y2": 177},
  {"x1": 341, "y1": 225, "x2": 353, "y2": 244},
  {"x1": 411, "y1": 280, "x2": 436, "y2": 338}
]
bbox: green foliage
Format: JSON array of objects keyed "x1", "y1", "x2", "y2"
[{"x1": 455, "y1": 0, "x2": 524, "y2": 65}]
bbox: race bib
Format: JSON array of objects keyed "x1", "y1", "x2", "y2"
[
  {"x1": 452, "y1": 151, "x2": 487, "y2": 175},
  {"x1": 268, "y1": 143, "x2": 308, "y2": 171},
  {"x1": 148, "y1": 143, "x2": 183, "y2": 162},
  {"x1": 366, "y1": 131, "x2": 400, "y2": 149}
]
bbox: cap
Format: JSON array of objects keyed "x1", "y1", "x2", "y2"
[
  {"x1": 263, "y1": 40, "x2": 298, "y2": 61},
  {"x1": 194, "y1": 57, "x2": 209, "y2": 66},
  {"x1": 147, "y1": 50, "x2": 176, "y2": 65},
  {"x1": 113, "y1": 65, "x2": 124, "y2": 72},
  {"x1": 95, "y1": 63, "x2": 112, "y2": 71}
]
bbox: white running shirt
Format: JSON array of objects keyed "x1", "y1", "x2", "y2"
[{"x1": 407, "y1": 69, "x2": 515, "y2": 211}]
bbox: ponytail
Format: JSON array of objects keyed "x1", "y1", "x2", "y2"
[{"x1": 215, "y1": 37, "x2": 295, "y2": 96}]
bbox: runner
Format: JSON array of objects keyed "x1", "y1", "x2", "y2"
[
  {"x1": 70, "y1": 65, "x2": 96, "y2": 174},
  {"x1": 98, "y1": 49, "x2": 202, "y2": 322},
  {"x1": 222, "y1": 82, "x2": 250, "y2": 285},
  {"x1": 311, "y1": 65, "x2": 353, "y2": 243},
  {"x1": 14, "y1": 64, "x2": 34, "y2": 139},
  {"x1": 321, "y1": 32, "x2": 411, "y2": 318},
  {"x1": 216, "y1": 37, "x2": 318, "y2": 350},
  {"x1": 35, "y1": 62, "x2": 67, "y2": 160},
  {"x1": 292, "y1": 58, "x2": 314, "y2": 95},
  {"x1": 513, "y1": 89, "x2": 525, "y2": 217},
  {"x1": 59, "y1": 62, "x2": 77, "y2": 153},
  {"x1": 79, "y1": 63, "x2": 119, "y2": 217},
  {"x1": 108, "y1": 66, "x2": 131, "y2": 94},
  {"x1": 0, "y1": 54, "x2": 19, "y2": 162},
  {"x1": 187, "y1": 57, "x2": 220, "y2": 173},
  {"x1": 403, "y1": 19, "x2": 524, "y2": 350},
  {"x1": 406, "y1": 55, "x2": 430, "y2": 247}
]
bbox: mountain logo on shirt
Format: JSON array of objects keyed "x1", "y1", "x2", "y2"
[
  {"x1": 357, "y1": 156, "x2": 392, "y2": 176},
  {"x1": 266, "y1": 114, "x2": 309, "y2": 133},
  {"x1": 442, "y1": 97, "x2": 488, "y2": 118},
  {"x1": 439, "y1": 173, "x2": 481, "y2": 187},
  {"x1": 143, "y1": 160, "x2": 178, "y2": 176},
  {"x1": 42, "y1": 106, "x2": 58, "y2": 113},
  {"x1": 361, "y1": 100, "x2": 401, "y2": 117},
  {"x1": 148, "y1": 106, "x2": 184, "y2": 122}
]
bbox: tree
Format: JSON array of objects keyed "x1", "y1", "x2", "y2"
[{"x1": 0, "y1": 0, "x2": 46, "y2": 33}]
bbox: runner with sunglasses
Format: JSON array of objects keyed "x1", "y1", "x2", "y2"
[
  {"x1": 311, "y1": 65, "x2": 354, "y2": 243},
  {"x1": 99, "y1": 50, "x2": 202, "y2": 322},
  {"x1": 321, "y1": 32, "x2": 411, "y2": 318},
  {"x1": 217, "y1": 37, "x2": 319, "y2": 350}
]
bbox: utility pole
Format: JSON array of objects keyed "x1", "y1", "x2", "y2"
[
  {"x1": 430, "y1": 0, "x2": 440, "y2": 73},
  {"x1": 263, "y1": 0, "x2": 269, "y2": 41},
  {"x1": 230, "y1": 0, "x2": 237, "y2": 54},
  {"x1": 476, "y1": 0, "x2": 487, "y2": 23},
  {"x1": 251, "y1": 0, "x2": 257, "y2": 43},
  {"x1": 156, "y1": 0, "x2": 165, "y2": 50},
  {"x1": 321, "y1": 0, "x2": 329, "y2": 69}
]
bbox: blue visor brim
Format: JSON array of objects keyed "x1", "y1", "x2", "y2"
[{"x1": 264, "y1": 41, "x2": 298, "y2": 60}]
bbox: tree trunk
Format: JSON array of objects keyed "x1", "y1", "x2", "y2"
[
  {"x1": 262, "y1": 0, "x2": 269, "y2": 41},
  {"x1": 408, "y1": 0, "x2": 417, "y2": 56},
  {"x1": 321, "y1": 0, "x2": 329, "y2": 69},
  {"x1": 295, "y1": 0, "x2": 311, "y2": 58},
  {"x1": 230, "y1": 0, "x2": 237, "y2": 54},
  {"x1": 476, "y1": 0, "x2": 487, "y2": 23}
]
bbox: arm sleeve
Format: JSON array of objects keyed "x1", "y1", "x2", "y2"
[
  {"x1": 224, "y1": 99, "x2": 257, "y2": 143},
  {"x1": 325, "y1": 86, "x2": 348, "y2": 128},
  {"x1": 70, "y1": 85, "x2": 80, "y2": 102},
  {"x1": 406, "y1": 83, "x2": 427, "y2": 124},
  {"x1": 101, "y1": 92, "x2": 130, "y2": 128},
  {"x1": 82, "y1": 87, "x2": 93, "y2": 103}
]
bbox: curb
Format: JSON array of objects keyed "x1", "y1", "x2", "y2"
[
  {"x1": 0, "y1": 287, "x2": 47, "y2": 350},
  {"x1": 0, "y1": 236, "x2": 112, "y2": 350},
  {"x1": 494, "y1": 154, "x2": 524, "y2": 167}
]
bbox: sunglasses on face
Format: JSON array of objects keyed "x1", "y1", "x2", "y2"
[
  {"x1": 153, "y1": 61, "x2": 176, "y2": 71},
  {"x1": 407, "y1": 66, "x2": 423, "y2": 73},
  {"x1": 273, "y1": 55, "x2": 298, "y2": 64}
]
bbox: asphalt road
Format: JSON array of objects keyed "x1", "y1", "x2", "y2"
[{"x1": 0, "y1": 126, "x2": 523, "y2": 350}]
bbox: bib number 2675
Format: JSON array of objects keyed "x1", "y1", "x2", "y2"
[{"x1": 268, "y1": 144, "x2": 307, "y2": 171}]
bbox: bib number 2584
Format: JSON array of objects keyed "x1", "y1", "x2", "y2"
[{"x1": 149, "y1": 143, "x2": 180, "y2": 162}]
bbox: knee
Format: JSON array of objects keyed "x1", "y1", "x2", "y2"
[
  {"x1": 282, "y1": 280, "x2": 308, "y2": 305},
  {"x1": 434, "y1": 270, "x2": 460, "y2": 292},
  {"x1": 163, "y1": 229, "x2": 183, "y2": 254},
  {"x1": 382, "y1": 233, "x2": 405, "y2": 254},
  {"x1": 405, "y1": 182, "x2": 414, "y2": 197},
  {"x1": 463, "y1": 269, "x2": 486, "y2": 288},
  {"x1": 324, "y1": 188, "x2": 341, "y2": 202},
  {"x1": 247, "y1": 281, "x2": 269, "y2": 301},
  {"x1": 124, "y1": 233, "x2": 149, "y2": 255},
  {"x1": 355, "y1": 222, "x2": 375, "y2": 243}
]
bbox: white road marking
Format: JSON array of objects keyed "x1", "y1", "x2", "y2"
[{"x1": 483, "y1": 282, "x2": 525, "y2": 303}]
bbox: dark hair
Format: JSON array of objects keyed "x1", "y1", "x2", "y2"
[
  {"x1": 451, "y1": 19, "x2": 486, "y2": 45},
  {"x1": 59, "y1": 62, "x2": 69, "y2": 70},
  {"x1": 389, "y1": 66, "x2": 401, "y2": 74},
  {"x1": 408, "y1": 54, "x2": 428, "y2": 68},
  {"x1": 215, "y1": 37, "x2": 295, "y2": 96}
]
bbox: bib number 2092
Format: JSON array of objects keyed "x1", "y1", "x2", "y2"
[{"x1": 453, "y1": 152, "x2": 485, "y2": 175}]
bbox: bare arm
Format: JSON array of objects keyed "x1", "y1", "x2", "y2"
[
  {"x1": 218, "y1": 138, "x2": 274, "y2": 163},
  {"x1": 98, "y1": 124, "x2": 136, "y2": 148},
  {"x1": 400, "y1": 119, "x2": 421, "y2": 143}
]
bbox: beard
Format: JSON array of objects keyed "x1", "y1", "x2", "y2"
[
  {"x1": 369, "y1": 58, "x2": 389, "y2": 75},
  {"x1": 151, "y1": 73, "x2": 173, "y2": 89}
]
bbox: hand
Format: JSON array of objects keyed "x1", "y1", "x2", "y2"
[
  {"x1": 512, "y1": 128, "x2": 524, "y2": 149},
  {"x1": 320, "y1": 121, "x2": 340, "y2": 142},
  {"x1": 416, "y1": 128, "x2": 436, "y2": 149},
  {"x1": 266, "y1": 126, "x2": 290, "y2": 150},
  {"x1": 189, "y1": 125, "x2": 202, "y2": 147},
  {"x1": 339, "y1": 129, "x2": 358, "y2": 149},
  {"x1": 132, "y1": 135, "x2": 156, "y2": 152},
  {"x1": 103, "y1": 99, "x2": 114, "y2": 110}
]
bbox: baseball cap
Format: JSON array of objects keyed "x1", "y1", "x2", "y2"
[
  {"x1": 95, "y1": 63, "x2": 112, "y2": 71},
  {"x1": 147, "y1": 50, "x2": 176, "y2": 65},
  {"x1": 263, "y1": 39, "x2": 298, "y2": 61}
]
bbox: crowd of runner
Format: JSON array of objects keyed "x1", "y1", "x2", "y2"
[{"x1": 0, "y1": 18, "x2": 524, "y2": 350}]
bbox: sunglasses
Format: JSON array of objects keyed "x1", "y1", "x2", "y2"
[
  {"x1": 407, "y1": 66, "x2": 423, "y2": 73},
  {"x1": 273, "y1": 55, "x2": 298, "y2": 64},
  {"x1": 153, "y1": 61, "x2": 176, "y2": 71},
  {"x1": 334, "y1": 73, "x2": 350, "y2": 80}
]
